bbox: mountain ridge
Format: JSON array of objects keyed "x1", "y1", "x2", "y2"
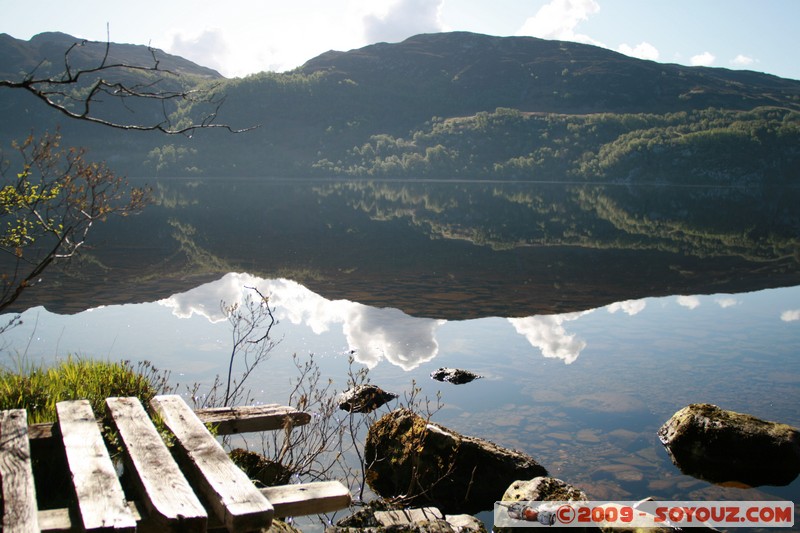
[
  {"x1": 0, "y1": 31, "x2": 798, "y2": 180},
  {"x1": 0, "y1": 31, "x2": 222, "y2": 80}
]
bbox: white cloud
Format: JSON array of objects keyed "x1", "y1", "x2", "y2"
[
  {"x1": 363, "y1": 0, "x2": 444, "y2": 43},
  {"x1": 618, "y1": 41, "x2": 659, "y2": 61},
  {"x1": 731, "y1": 54, "x2": 755, "y2": 67},
  {"x1": 508, "y1": 311, "x2": 589, "y2": 364},
  {"x1": 690, "y1": 51, "x2": 715, "y2": 67},
  {"x1": 677, "y1": 295, "x2": 701, "y2": 310},
  {"x1": 166, "y1": 28, "x2": 231, "y2": 74},
  {"x1": 715, "y1": 297, "x2": 739, "y2": 308},
  {"x1": 781, "y1": 310, "x2": 800, "y2": 322},
  {"x1": 607, "y1": 299, "x2": 647, "y2": 316},
  {"x1": 516, "y1": 0, "x2": 603, "y2": 46}
]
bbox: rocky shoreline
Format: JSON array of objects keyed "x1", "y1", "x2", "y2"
[{"x1": 319, "y1": 403, "x2": 798, "y2": 532}]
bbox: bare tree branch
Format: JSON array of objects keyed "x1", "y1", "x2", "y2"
[{"x1": 0, "y1": 32, "x2": 258, "y2": 135}]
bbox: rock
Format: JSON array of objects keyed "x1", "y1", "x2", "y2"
[
  {"x1": 430, "y1": 367, "x2": 482, "y2": 384},
  {"x1": 268, "y1": 519, "x2": 304, "y2": 533},
  {"x1": 657, "y1": 403, "x2": 800, "y2": 486},
  {"x1": 501, "y1": 476, "x2": 587, "y2": 503},
  {"x1": 365, "y1": 408, "x2": 547, "y2": 514},
  {"x1": 338, "y1": 384, "x2": 398, "y2": 413},
  {"x1": 228, "y1": 448, "x2": 293, "y2": 486},
  {"x1": 330, "y1": 505, "x2": 487, "y2": 533},
  {"x1": 496, "y1": 478, "x2": 589, "y2": 533},
  {"x1": 444, "y1": 514, "x2": 487, "y2": 533}
]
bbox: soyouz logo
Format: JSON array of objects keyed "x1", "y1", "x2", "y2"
[{"x1": 494, "y1": 500, "x2": 795, "y2": 528}]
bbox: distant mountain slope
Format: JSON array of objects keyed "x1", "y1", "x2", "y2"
[
  {"x1": 0, "y1": 31, "x2": 798, "y2": 181},
  {"x1": 298, "y1": 32, "x2": 800, "y2": 115},
  {"x1": 0, "y1": 31, "x2": 222, "y2": 80}
]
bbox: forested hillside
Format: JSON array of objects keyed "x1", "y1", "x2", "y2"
[{"x1": 1, "y1": 31, "x2": 798, "y2": 182}]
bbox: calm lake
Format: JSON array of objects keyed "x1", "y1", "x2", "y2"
[{"x1": 2, "y1": 178, "x2": 799, "y2": 529}]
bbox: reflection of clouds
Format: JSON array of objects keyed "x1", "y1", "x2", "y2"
[
  {"x1": 158, "y1": 271, "x2": 260, "y2": 322},
  {"x1": 341, "y1": 307, "x2": 444, "y2": 370},
  {"x1": 508, "y1": 311, "x2": 589, "y2": 364},
  {"x1": 159, "y1": 273, "x2": 443, "y2": 370},
  {"x1": 677, "y1": 295, "x2": 701, "y2": 310},
  {"x1": 606, "y1": 299, "x2": 646, "y2": 316},
  {"x1": 716, "y1": 297, "x2": 739, "y2": 308},
  {"x1": 781, "y1": 310, "x2": 800, "y2": 322}
]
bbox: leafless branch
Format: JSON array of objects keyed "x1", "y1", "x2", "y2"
[{"x1": 0, "y1": 32, "x2": 258, "y2": 135}]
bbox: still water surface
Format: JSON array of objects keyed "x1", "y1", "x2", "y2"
[{"x1": 1, "y1": 178, "x2": 799, "y2": 529}]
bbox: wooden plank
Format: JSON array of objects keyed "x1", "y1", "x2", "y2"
[
  {"x1": 261, "y1": 481, "x2": 351, "y2": 517},
  {"x1": 194, "y1": 404, "x2": 311, "y2": 434},
  {"x1": 150, "y1": 395, "x2": 274, "y2": 532},
  {"x1": 38, "y1": 502, "x2": 144, "y2": 532},
  {"x1": 30, "y1": 403, "x2": 312, "y2": 440},
  {"x1": 105, "y1": 397, "x2": 207, "y2": 531},
  {"x1": 0, "y1": 409, "x2": 40, "y2": 533},
  {"x1": 39, "y1": 481, "x2": 352, "y2": 530},
  {"x1": 56, "y1": 400, "x2": 136, "y2": 532}
]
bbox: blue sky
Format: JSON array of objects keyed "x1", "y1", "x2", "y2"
[{"x1": 2, "y1": 0, "x2": 798, "y2": 80}]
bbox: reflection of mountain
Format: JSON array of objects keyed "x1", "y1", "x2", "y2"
[
  {"x1": 313, "y1": 181, "x2": 800, "y2": 261},
  {"x1": 9, "y1": 179, "x2": 800, "y2": 320}
]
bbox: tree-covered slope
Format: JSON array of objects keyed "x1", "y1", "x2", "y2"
[{"x1": 2, "y1": 31, "x2": 799, "y2": 182}]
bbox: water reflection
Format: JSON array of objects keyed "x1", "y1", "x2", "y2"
[
  {"x1": 508, "y1": 312, "x2": 590, "y2": 364},
  {"x1": 159, "y1": 273, "x2": 602, "y2": 367},
  {"x1": 159, "y1": 273, "x2": 444, "y2": 370},
  {"x1": 2, "y1": 274, "x2": 799, "y2": 522},
  {"x1": 7, "y1": 179, "x2": 800, "y2": 320},
  {"x1": 7, "y1": 274, "x2": 798, "y2": 376},
  {"x1": 782, "y1": 310, "x2": 800, "y2": 322}
]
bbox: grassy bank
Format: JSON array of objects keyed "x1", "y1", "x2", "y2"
[{"x1": 0, "y1": 356, "x2": 173, "y2": 423}]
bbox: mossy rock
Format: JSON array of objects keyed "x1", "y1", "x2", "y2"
[
  {"x1": 658, "y1": 403, "x2": 800, "y2": 486},
  {"x1": 229, "y1": 448, "x2": 294, "y2": 486},
  {"x1": 365, "y1": 408, "x2": 547, "y2": 514}
]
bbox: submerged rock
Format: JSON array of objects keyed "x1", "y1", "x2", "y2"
[
  {"x1": 228, "y1": 448, "x2": 293, "y2": 486},
  {"x1": 657, "y1": 403, "x2": 800, "y2": 486},
  {"x1": 430, "y1": 367, "x2": 483, "y2": 384},
  {"x1": 338, "y1": 384, "x2": 398, "y2": 413},
  {"x1": 365, "y1": 408, "x2": 547, "y2": 514}
]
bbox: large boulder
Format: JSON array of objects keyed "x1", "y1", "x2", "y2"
[
  {"x1": 657, "y1": 403, "x2": 800, "y2": 486},
  {"x1": 365, "y1": 408, "x2": 547, "y2": 514}
]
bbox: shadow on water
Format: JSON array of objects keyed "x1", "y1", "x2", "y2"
[{"x1": 2, "y1": 178, "x2": 799, "y2": 529}]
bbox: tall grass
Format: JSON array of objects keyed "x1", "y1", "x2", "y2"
[{"x1": 0, "y1": 356, "x2": 174, "y2": 424}]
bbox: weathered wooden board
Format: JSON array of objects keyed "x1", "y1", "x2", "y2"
[
  {"x1": 194, "y1": 404, "x2": 311, "y2": 434},
  {"x1": 30, "y1": 403, "x2": 312, "y2": 440},
  {"x1": 106, "y1": 397, "x2": 207, "y2": 531},
  {"x1": 0, "y1": 409, "x2": 39, "y2": 533},
  {"x1": 150, "y1": 395, "x2": 274, "y2": 532},
  {"x1": 38, "y1": 481, "x2": 353, "y2": 531},
  {"x1": 261, "y1": 481, "x2": 352, "y2": 517},
  {"x1": 38, "y1": 502, "x2": 144, "y2": 532},
  {"x1": 56, "y1": 400, "x2": 136, "y2": 532}
]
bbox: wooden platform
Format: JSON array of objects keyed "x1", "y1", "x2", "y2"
[{"x1": 0, "y1": 395, "x2": 351, "y2": 532}]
